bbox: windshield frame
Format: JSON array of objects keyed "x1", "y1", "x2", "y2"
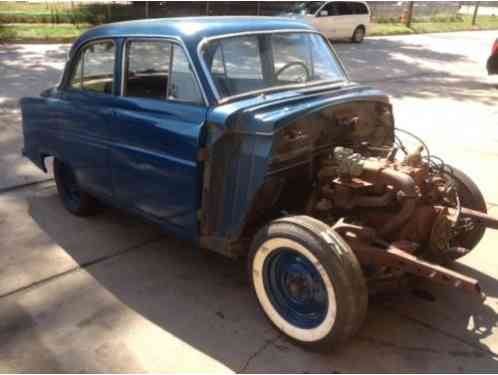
[{"x1": 197, "y1": 29, "x2": 349, "y2": 104}]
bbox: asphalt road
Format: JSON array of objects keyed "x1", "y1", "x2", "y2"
[{"x1": 0, "y1": 30, "x2": 498, "y2": 372}]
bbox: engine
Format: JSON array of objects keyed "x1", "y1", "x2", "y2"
[{"x1": 307, "y1": 144, "x2": 466, "y2": 263}]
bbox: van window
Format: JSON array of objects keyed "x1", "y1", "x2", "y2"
[
  {"x1": 70, "y1": 41, "x2": 115, "y2": 94},
  {"x1": 322, "y1": 2, "x2": 339, "y2": 16},
  {"x1": 352, "y1": 2, "x2": 368, "y2": 14},
  {"x1": 337, "y1": 2, "x2": 354, "y2": 16}
]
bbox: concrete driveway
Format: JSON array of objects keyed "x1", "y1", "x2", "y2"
[{"x1": 1, "y1": 30, "x2": 498, "y2": 372}]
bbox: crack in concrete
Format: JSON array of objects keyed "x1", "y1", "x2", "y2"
[
  {"x1": 357, "y1": 335, "x2": 489, "y2": 359},
  {"x1": 383, "y1": 307, "x2": 498, "y2": 359},
  {"x1": 239, "y1": 334, "x2": 281, "y2": 373},
  {"x1": 0, "y1": 235, "x2": 166, "y2": 301},
  {"x1": 0, "y1": 178, "x2": 54, "y2": 195}
]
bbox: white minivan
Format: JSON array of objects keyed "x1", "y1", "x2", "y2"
[{"x1": 288, "y1": 1, "x2": 371, "y2": 43}]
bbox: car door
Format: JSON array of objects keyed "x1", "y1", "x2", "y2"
[
  {"x1": 109, "y1": 38, "x2": 207, "y2": 237},
  {"x1": 55, "y1": 39, "x2": 118, "y2": 199}
]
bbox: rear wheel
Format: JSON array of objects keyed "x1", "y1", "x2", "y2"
[
  {"x1": 54, "y1": 159, "x2": 100, "y2": 217},
  {"x1": 444, "y1": 165, "x2": 487, "y2": 259},
  {"x1": 352, "y1": 26, "x2": 365, "y2": 43},
  {"x1": 248, "y1": 215, "x2": 367, "y2": 350}
]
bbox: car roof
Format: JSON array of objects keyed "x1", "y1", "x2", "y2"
[{"x1": 72, "y1": 16, "x2": 315, "y2": 54}]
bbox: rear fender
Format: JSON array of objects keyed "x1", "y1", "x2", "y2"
[{"x1": 20, "y1": 96, "x2": 63, "y2": 173}]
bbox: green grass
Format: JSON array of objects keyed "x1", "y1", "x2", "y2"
[
  {"x1": 370, "y1": 15, "x2": 498, "y2": 37},
  {"x1": 0, "y1": 14, "x2": 497, "y2": 43},
  {"x1": 0, "y1": 2, "x2": 136, "y2": 24},
  {"x1": 0, "y1": 23, "x2": 90, "y2": 43}
]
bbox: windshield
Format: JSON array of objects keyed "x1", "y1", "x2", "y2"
[
  {"x1": 201, "y1": 32, "x2": 347, "y2": 100},
  {"x1": 289, "y1": 2, "x2": 324, "y2": 15}
]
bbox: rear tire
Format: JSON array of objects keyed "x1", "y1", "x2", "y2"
[
  {"x1": 54, "y1": 159, "x2": 100, "y2": 217},
  {"x1": 352, "y1": 26, "x2": 365, "y2": 43},
  {"x1": 444, "y1": 165, "x2": 487, "y2": 259},
  {"x1": 248, "y1": 215, "x2": 367, "y2": 351}
]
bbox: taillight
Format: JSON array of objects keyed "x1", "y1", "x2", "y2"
[{"x1": 493, "y1": 40, "x2": 498, "y2": 56}]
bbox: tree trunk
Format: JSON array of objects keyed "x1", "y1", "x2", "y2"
[
  {"x1": 406, "y1": 2, "x2": 414, "y2": 28},
  {"x1": 472, "y1": 2, "x2": 480, "y2": 26}
]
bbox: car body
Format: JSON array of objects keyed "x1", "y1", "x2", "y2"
[
  {"x1": 487, "y1": 37, "x2": 498, "y2": 75},
  {"x1": 286, "y1": 1, "x2": 370, "y2": 42},
  {"x1": 21, "y1": 17, "x2": 498, "y2": 350}
]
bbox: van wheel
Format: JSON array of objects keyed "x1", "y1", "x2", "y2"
[
  {"x1": 248, "y1": 215, "x2": 367, "y2": 351},
  {"x1": 54, "y1": 159, "x2": 100, "y2": 216},
  {"x1": 352, "y1": 26, "x2": 365, "y2": 43}
]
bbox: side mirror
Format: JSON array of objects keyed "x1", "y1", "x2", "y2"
[{"x1": 319, "y1": 10, "x2": 328, "y2": 17}]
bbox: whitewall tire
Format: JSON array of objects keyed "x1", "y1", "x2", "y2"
[{"x1": 248, "y1": 216, "x2": 368, "y2": 350}]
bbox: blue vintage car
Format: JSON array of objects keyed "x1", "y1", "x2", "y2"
[{"x1": 21, "y1": 17, "x2": 498, "y2": 349}]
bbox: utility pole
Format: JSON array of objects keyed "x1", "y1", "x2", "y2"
[
  {"x1": 145, "y1": 1, "x2": 149, "y2": 19},
  {"x1": 406, "y1": 1, "x2": 414, "y2": 28},
  {"x1": 472, "y1": 1, "x2": 480, "y2": 26}
]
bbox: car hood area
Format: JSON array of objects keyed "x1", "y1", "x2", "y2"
[{"x1": 205, "y1": 83, "x2": 390, "y2": 144}]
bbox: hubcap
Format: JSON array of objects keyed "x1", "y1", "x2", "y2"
[{"x1": 263, "y1": 249, "x2": 328, "y2": 329}]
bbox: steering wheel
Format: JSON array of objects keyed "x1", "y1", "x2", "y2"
[{"x1": 274, "y1": 61, "x2": 311, "y2": 82}]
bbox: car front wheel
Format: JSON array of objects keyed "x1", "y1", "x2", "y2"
[{"x1": 248, "y1": 215, "x2": 367, "y2": 350}]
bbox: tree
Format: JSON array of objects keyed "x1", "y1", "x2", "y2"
[
  {"x1": 472, "y1": 1, "x2": 480, "y2": 26},
  {"x1": 406, "y1": 2, "x2": 414, "y2": 28}
]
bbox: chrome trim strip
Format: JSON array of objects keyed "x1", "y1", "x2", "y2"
[{"x1": 196, "y1": 29, "x2": 349, "y2": 104}]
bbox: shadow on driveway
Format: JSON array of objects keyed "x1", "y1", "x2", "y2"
[{"x1": 16, "y1": 187, "x2": 498, "y2": 372}]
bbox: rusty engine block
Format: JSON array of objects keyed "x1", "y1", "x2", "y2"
[{"x1": 306, "y1": 144, "x2": 498, "y2": 298}]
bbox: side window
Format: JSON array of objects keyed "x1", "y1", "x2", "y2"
[
  {"x1": 124, "y1": 40, "x2": 171, "y2": 100},
  {"x1": 69, "y1": 41, "x2": 115, "y2": 94},
  {"x1": 323, "y1": 2, "x2": 339, "y2": 16},
  {"x1": 168, "y1": 45, "x2": 203, "y2": 105},
  {"x1": 337, "y1": 2, "x2": 354, "y2": 16},
  {"x1": 357, "y1": 3, "x2": 368, "y2": 15}
]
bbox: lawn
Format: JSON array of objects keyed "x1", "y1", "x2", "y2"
[
  {"x1": 0, "y1": 23, "x2": 90, "y2": 43},
  {"x1": 0, "y1": 15, "x2": 497, "y2": 43},
  {"x1": 370, "y1": 15, "x2": 498, "y2": 36}
]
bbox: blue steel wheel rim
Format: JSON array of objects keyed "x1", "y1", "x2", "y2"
[{"x1": 263, "y1": 248, "x2": 328, "y2": 329}]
